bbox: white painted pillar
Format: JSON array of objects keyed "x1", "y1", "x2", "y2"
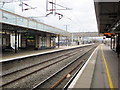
[
  {"x1": 46, "y1": 35, "x2": 50, "y2": 47},
  {"x1": 39, "y1": 36, "x2": 41, "y2": 48},
  {"x1": 10, "y1": 33, "x2": 21, "y2": 49}
]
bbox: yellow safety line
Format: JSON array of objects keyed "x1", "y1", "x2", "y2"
[{"x1": 101, "y1": 45, "x2": 114, "y2": 90}]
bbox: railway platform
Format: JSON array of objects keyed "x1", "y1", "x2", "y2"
[
  {"x1": 1, "y1": 44, "x2": 92, "y2": 62},
  {"x1": 68, "y1": 44, "x2": 119, "y2": 89}
]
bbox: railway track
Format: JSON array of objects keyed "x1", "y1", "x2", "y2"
[
  {"x1": 2, "y1": 47, "x2": 80, "y2": 75},
  {"x1": 32, "y1": 45, "x2": 97, "y2": 89},
  {"x1": 2, "y1": 47, "x2": 80, "y2": 76},
  {"x1": 2, "y1": 44, "x2": 94, "y2": 87},
  {"x1": 2, "y1": 48, "x2": 81, "y2": 87},
  {"x1": 1, "y1": 45, "x2": 97, "y2": 88}
]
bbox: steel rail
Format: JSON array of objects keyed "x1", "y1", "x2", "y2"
[
  {"x1": 2, "y1": 47, "x2": 84, "y2": 87},
  {"x1": 50, "y1": 46, "x2": 96, "y2": 89},
  {"x1": 2, "y1": 48, "x2": 79, "y2": 77},
  {"x1": 32, "y1": 46, "x2": 97, "y2": 89}
]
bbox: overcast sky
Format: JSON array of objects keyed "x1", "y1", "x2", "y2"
[{"x1": 2, "y1": 0, "x2": 98, "y2": 32}]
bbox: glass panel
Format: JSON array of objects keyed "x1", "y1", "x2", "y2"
[
  {"x1": 42, "y1": 24, "x2": 46, "y2": 32},
  {"x1": 1, "y1": 10, "x2": 66, "y2": 35},
  {"x1": 0, "y1": 11, "x2": 2, "y2": 22},
  {"x1": 17, "y1": 17, "x2": 28, "y2": 27},
  {"x1": 43, "y1": 25, "x2": 46, "y2": 31},
  {"x1": 37, "y1": 23, "x2": 43, "y2": 30},
  {"x1": 2, "y1": 12, "x2": 16, "y2": 25},
  {"x1": 51, "y1": 27, "x2": 54, "y2": 31},
  {"x1": 45, "y1": 26, "x2": 48, "y2": 30},
  {"x1": 53, "y1": 28, "x2": 57, "y2": 33},
  {"x1": 49, "y1": 27, "x2": 52, "y2": 31},
  {"x1": 29, "y1": 20, "x2": 37, "y2": 29}
]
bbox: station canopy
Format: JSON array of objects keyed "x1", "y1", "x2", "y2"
[
  {"x1": 94, "y1": 0, "x2": 120, "y2": 34},
  {"x1": 0, "y1": 9, "x2": 70, "y2": 37}
]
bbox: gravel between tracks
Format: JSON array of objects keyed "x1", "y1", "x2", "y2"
[
  {"x1": 2, "y1": 45, "x2": 94, "y2": 88},
  {"x1": 2, "y1": 49, "x2": 77, "y2": 75}
]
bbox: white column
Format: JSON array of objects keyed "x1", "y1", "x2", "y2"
[
  {"x1": 11, "y1": 33, "x2": 21, "y2": 49},
  {"x1": 46, "y1": 36, "x2": 50, "y2": 47},
  {"x1": 39, "y1": 36, "x2": 41, "y2": 48}
]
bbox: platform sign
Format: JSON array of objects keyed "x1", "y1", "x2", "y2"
[
  {"x1": 104, "y1": 33, "x2": 115, "y2": 36},
  {"x1": 104, "y1": 33, "x2": 115, "y2": 38},
  {"x1": 26, "y1": 36, "x2": 34, "y2": 39}
]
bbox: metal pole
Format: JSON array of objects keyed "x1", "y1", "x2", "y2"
[
  {"x1": 15, "y1": 30, "x2": 17, "y2": 53},
  {"x1": 113, "y1": 36, "x2": 115, "y2": 49},
  {"x1": 52, "y1": 0, "x2": 54, "y2": 14},
  {"x1": 18, "y1": 32, "x2": 19, "y2": 50},
  {"x1": 53, "y1": 0, "x2": 56, "y2": 15},
  {"x1": 26, "y1": 35, "x2": 27, "y2": 49},
  {"x1": 46, "y1": 0, "x2": 48, "y2": 12},
  {"x1": 50, "y1": 34, "x2": 51, "y2": 47},
  {"x1": 20, "y1": 0, "x2": 23, "y2": 12},
  {"x1": 72, "y1": 33, "x2": 73, "y2": 46},
  {"x1": 58, "y1": 35, "x2": 60, "y2": 48},
  {"x1": 118, "y1": 34, "x2": 120, "y2": 46},
  {"x1": 35, "y1": 35, "x2": 37, "y2": 49},
  {"x1": 111, "y1": 36, "x2": 112, "y2": 49},
  {"x1": 65, "y1": 25, "x2": 68, "y2": 46},
  {"x1": 117, "y1": 34, "x2": 120, "y2": 58}
]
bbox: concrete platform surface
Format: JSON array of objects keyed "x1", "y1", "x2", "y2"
[
  {"x1": 68, "y1": 44, "x2": 119, "y2": 89},
  {"x1": 1, "y1": 44, "x2": 92, "y2": 62},
  {"x1": 91, "y1": 44, "x2": 118, "y2": 89}
]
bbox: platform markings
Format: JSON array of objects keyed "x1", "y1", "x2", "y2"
[
  {"x1": 101, "y1": 46, "x2": 114, "y2": 90},
  {"x1": 68, "y1": 45, "x2": 99, "y2": 88}
]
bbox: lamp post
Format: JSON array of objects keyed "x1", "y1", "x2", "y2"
[
  {"x1": 64, "y1": 25, "x2": 69, "y2": 46},
  {"x1": 72, "y1": 33, "x2": 74, "y2": 46}
]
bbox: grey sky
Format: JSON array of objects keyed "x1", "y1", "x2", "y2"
[{"x1": 2, "y1": 0, "x2": 98, "y2": 32}]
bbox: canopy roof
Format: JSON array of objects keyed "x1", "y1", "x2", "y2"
[{"x1": 94, "y1": 1, "x2": 120, "y2": 34}]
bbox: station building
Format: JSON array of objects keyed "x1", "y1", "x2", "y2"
[{"x1": 0, "y1": 9, "x2": 70, "y2": 53}]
